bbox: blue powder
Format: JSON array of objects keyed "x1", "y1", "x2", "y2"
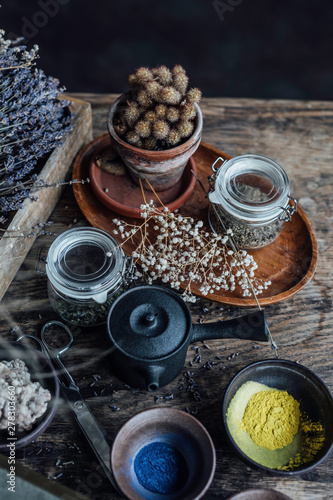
[{"x1": 134, "y1": 441, "x2": 188, "y2": 495}]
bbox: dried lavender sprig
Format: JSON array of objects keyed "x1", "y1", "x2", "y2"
[
  {"x1": 0, "y1": 220, "x2": 54, "y2": 238},
  {"x1": 0, "y1": 178, "x2": 89, "y2": 216},
  {"x1": 0, "y1": 176, "x2": 90, "y2": 196}
]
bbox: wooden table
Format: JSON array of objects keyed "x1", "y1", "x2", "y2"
[{"x1": 1, "y1": 94, "x2": 332, "y2": 500}]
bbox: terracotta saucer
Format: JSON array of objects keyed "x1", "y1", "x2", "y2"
[{"x1": 88, "y1": 134, "x2": 197, "y2": 218}]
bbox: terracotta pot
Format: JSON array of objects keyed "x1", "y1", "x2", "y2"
[{"x1": 107, "y1": 93, "x2": 203, "y2": 192}]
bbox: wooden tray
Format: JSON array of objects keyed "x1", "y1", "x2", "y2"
[
  {"x1": 73, "y1": 135, "x2": 318, "y2": 307},
  {"x1": 0, "y1": 96, "x2": 93, "y2": 302}
]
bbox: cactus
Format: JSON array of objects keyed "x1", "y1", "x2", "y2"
[
  {"x1": 114, "y1": 65, "x2": 201, "y2": 150},
  {"x1": 153, "y1": 120, "x2": 169, "y2": 140},
  {"x1": 155, "y1": 104, "x2": 167, "y2": 120},
  {"x1": 135, "y1": 120, "x2": 151, "y2": 138}
]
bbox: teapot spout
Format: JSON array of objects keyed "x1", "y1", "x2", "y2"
[{"x1": 145, "y1": 365, "x2": 164, "y2": 392}]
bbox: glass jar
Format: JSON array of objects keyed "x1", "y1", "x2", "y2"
[
  {"x1": 208, "y1": 155, "x2": 297, "y2": 250},
  {"x1": 46, "y1": 227, "x2": 134, "y2": 326}
]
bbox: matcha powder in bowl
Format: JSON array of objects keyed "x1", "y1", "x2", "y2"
[
  {"x1": 226, "y1": 381, "x2": 326, "y2": 471},
  {"x1": 240, "y1": 389, "x2": 300, "y2": 451}
]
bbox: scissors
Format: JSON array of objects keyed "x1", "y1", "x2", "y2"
[{"x1": 17, "y1": 321, "x2": 121, "y2": 495}]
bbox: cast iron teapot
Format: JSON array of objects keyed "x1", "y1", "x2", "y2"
[{"x1": 106, "y1": 285, "x2": 268, "y2": 391}]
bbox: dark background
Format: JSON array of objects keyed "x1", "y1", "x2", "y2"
[{"x1": 1, "y1": 0, "x2": 332, "y2": 100}]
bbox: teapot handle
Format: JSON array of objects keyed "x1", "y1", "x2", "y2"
[{"x1": 191, "y1": 311, "x2": 268, "y2": 343}]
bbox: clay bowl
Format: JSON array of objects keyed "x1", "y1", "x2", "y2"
[
  {"x1": 108, "y1": 94, "x2": 202, "y2": 192},
  {"x1": 0, "y1": 341, "x2": 59, "y2": 450},
  {"x1": 111, "y1": 407, "x2": 216, "y2": 500},
  {"x1": 222, "y1": 359, "x2": 333, "y2": 475},
  {"x1": 227, "y1": 489, "x2": 293, "y2": 500}
]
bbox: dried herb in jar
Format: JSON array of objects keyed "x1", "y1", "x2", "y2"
[
  {"x1": 209, "y1": 154, "x2": 295, "y2": 250},
  {"x1": 210, "y1": 183, "x2": 284, "y2": 250},
  {"x1": 47, "y1": 285, "x2": 123, "y2": 326},
  {"x1": 46, "y1": 227, "x2": 134, "y2": 327}
]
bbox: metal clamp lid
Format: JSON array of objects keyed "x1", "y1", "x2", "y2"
[
  {"x1": 123, "y1": 256, "x2": 136, "y2": 285},
  {"x1": 211, "y1": 156, "x2": 228, "y2": 173},
  {"x1": 45, "y1": 227, "x2": 128, "y2": 302},
  {"x1": 208, "y1": 157, "x2": 229, "y2": 193},
  {"x1": 279, "y1": 196, "x2": 298, "y2": 222}
]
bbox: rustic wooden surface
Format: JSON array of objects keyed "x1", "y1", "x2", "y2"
[
  {"x1": 0, "y1": 96, "x2": 93, "y2": 302},
  {"x1": 0, "y1": 94, "x2": 332, "y2": 500}
]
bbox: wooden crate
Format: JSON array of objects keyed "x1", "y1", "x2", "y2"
[{"x1": 0, "y1": 96, "x2": 93, "y2": 301}]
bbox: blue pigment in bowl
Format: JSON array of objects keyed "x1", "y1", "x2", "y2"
[{"x1": 134, "y1": 442, "x2": 189, "y2": 495}]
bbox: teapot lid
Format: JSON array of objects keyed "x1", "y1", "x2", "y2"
[{"x1": 107, "y1": 285, "x2": 191, "y2": 360}]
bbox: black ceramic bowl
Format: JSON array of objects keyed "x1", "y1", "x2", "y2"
[
  {"x1": 222, "y1": 359, "x2": 333, "y2": 475},
  {"x1": 0, "y1": 341, "x2": 59, "y2": 450}
]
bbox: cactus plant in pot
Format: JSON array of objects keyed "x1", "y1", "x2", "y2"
[{"x1": 107, "y1": 65, "x2": 203, "y2": 192}]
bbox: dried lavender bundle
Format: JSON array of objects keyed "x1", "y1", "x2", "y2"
[
  {"x1": 112, "y1": 202, "x2": 271, "y2": 302},
  {"x1": 0, "y1": 30, "x2": 73, "y2": 218}
]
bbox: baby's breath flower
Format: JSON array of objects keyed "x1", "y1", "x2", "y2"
[{"x1": 111, "y1": 202, "x2": 270, "y2": 302}]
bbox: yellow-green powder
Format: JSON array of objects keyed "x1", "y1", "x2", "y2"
[
  {"x1": 240, "y1": 390, "x2": 300, "y2": 450},
  {"x1": 280, "y1": 415, "x2": 325, "y2": 471},
  {"x1": 226, "y1": 381, "x2": 302, "y2": 469}
]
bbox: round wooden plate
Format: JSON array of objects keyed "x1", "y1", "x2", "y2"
[{"x1": 73, "y1": 135, "x2": 318, "y2": 307}]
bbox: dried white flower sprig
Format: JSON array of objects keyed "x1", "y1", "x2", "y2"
[{"x1": 112, "y1": 201, "x2": 271, "y2": 302}]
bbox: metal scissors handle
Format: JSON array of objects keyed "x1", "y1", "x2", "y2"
[
  {"x1": 40, "y1": 321, "x2": 75, "y2": 389},
  {"x1": 18, "y1": 321, "x2": 120, "y2": 495}
]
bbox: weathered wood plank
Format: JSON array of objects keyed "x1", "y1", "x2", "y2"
[{"x1": 0, "y1": 95, "x2": 332, "y2": 500}]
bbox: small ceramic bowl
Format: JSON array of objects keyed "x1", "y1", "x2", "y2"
[
  {"x1": 0, "y1": 341, "x2": 59, "y2": 450},
  {"x1": 222, "y1": 359, "x2": 333, "y2": 475},
  {"x1": 111, "y1": 407, "x2": 216, "y2": 500},
  {"x1": 226, "y1": 489, "x2": 293, "y2": 500}
]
